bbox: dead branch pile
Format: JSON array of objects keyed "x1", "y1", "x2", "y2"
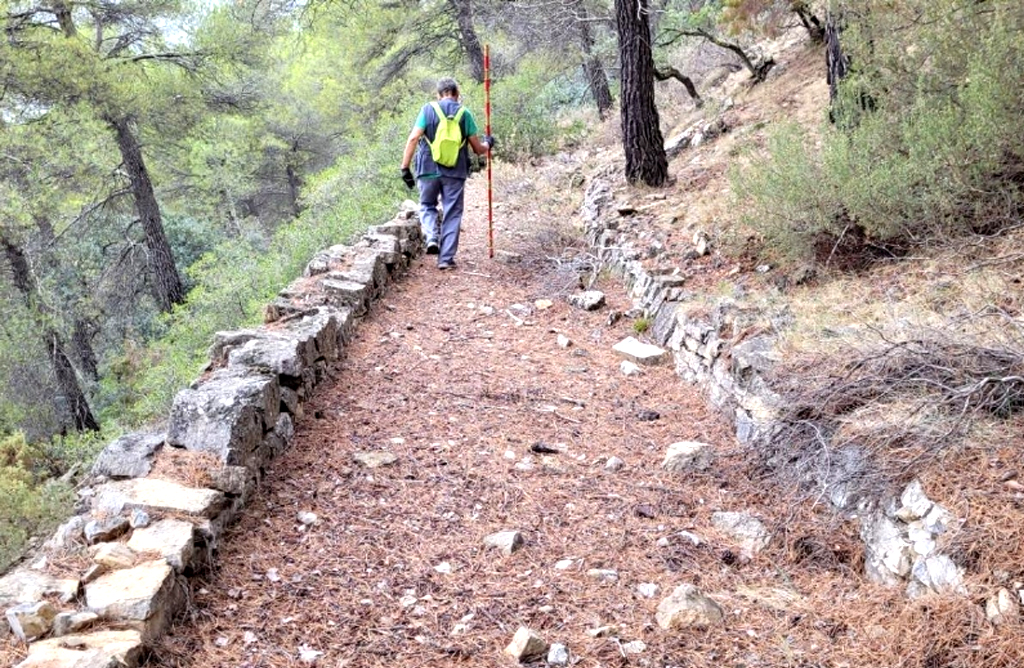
[{"x1": 763, "y1": 322, "x2": 1024, "y2": 501}]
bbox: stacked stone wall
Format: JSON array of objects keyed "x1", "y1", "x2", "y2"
[{"x1": 0, "y1": 203, "x2": 423, "y2": 667}]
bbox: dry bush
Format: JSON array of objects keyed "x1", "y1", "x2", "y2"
[{"x1": 763, "y1": 310, "x2": 1024, "y2": 503}]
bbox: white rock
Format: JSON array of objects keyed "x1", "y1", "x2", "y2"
[
  {"x1": 17, "y1": 629, "x2": 143, "y2": 668},
  {"x1": 91, "y1": 542, "x2": 137, "y2": 570},
  {"x1": 85, "y1": 559, "x2": 178, "y2": 626},
  {"x1": 556, "y1": 334, "x2": 572, "y2": 348},
  {"x1": 484, "y1": 531, "x2": 524, "y2": 555},
  {"x1": 504, "y1": 626, "x2": 548, "y2": 662},
  {"x1": 636, "y1": 583, "x2": 660, "y2": 598},
  {"x1": 612, "y1": 336, "x2": 668, "y2": 366},
  {"x1": 622, "y1": 640, "x2": 647, "y2": 654},
  {"x1": 547, "y1": 642, "x2": 570, "y2": 665},
  {"x1": 353, "y1": 451, "x2": 398, "y2": 468},
  {"x1": 620, "y1": 361, "x2": 641, "y2": 376},
  {"x1": 586, "y1": 568, "x2": 619, "y2": 583},
  {"x1": 93, "y1": 478, "x2": 225, "y2": 518},
  {"x1": 662, "y1": 441, "x2": 714, "y2": 472},
  {"x1": 297, "y1": 512, "x2": 319, "y2": 526},
  {"x1": 298, "y1": 643, "x2": 324, "y2": 664},
  {"x1": 126, "y1": 519, "x2": 195, "y2": 572},
  {"x1": 5, "y1": 601, "x2": 56, "y2": 642},
  {"x1": 711, "y1": 511, "x2": 769, "y2": 557},
  {"x1": 52, "y1": 611, "x2": 99, "y2": 637},
  {"x1": 910, "y1": 554, "x2": 965, "y2": 596},
  {"x1": 655, "y1": 584, "x2": 724, "y2": 629},
  {"x1": 604, "y1": 456, "x2": 625, "y2": 472},
  {"x1": 567, "y1": 291, "x2": 605, "y2": 311},
  {"x1": 986, "y1": 588, "x2": 1019, "y2": 625},
  {"x1": 554, "y1": 559, "x2": 575, "y2": 571},
  {"x1": 896, "y1": 480, "x2": 934, "y2": 522}
]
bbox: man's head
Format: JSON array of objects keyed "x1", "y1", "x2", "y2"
[{"x1": 436, "y1": 77, "x2": 460, "y2": 98}]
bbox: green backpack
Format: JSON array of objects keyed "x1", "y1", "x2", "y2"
[{"x1": 428, "y1": 101, "x2": 466, "y2": 168}]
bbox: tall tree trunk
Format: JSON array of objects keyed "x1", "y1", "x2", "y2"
[
  {"x1": 615, "y1": 0, "x2": 668, "y2": 187},
  {"x1": 109, "y1": 115, "x2": 185, "y2": 312},
  {"x1": 71, "y1": 319, "x2": 99, "y2": 381},
  {"x1": 286, "y1": 163, "x2": 302, "y2": 219},
  {"x1": 2, "y1": 239, "x2": 99, "y2": 432},
  {"x1": 825, "y1": 12, "x2": 849, "y2": 112},
  {"x1": 33, "y1": 218, "x2": 100, "y2": 381},
  {"x1": 448, "y1": 0, "x2": 485, "y2": 84},
  {"x1": 577, "y1": 12, "x2": 613, "y2": 120}
]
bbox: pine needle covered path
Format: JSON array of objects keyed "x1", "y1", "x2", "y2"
[{"x1": 154, "y1": 176, "x2": 736, "y2": 667}]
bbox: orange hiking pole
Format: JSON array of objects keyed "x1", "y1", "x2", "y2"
[{"x1": 484, "y1": 44, "x2": 494, "y2": 259}]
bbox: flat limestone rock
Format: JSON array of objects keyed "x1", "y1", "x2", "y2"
[
  {"x1": 0, "y1": 569, "x2": 79, "y2": 608},
  {"x1": 612, "y1": 336, "x2": 668, "y2": 366},
  {"x1": 93, "y1": 478, "x2": 224, "y2": 519},
  {"x1": 127, "y1": 519, "x2": 195, "y2": 572},
  {"x1": 353, "y1": 451, "x2": 398, "y2": 468},
  {"x1": 85, "y1": 560, "x2": 175, "y2": 622},
  {"x1": 662, "y1": 441, "x2": 714, "y2": 472},
  {"x1": 91, "y1": 432, "x2": 165, "y2": 480},
  {"x1": 18, "y1": 629, "x2": 143, "y2": 668}
]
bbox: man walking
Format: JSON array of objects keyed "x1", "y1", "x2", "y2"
[{"x1": 401, "y1": 77, "x2": 493, "y2": 270}]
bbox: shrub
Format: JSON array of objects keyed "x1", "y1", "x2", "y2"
[
  {"x1": 732, "y1": 1, "x2": 1024, "y2": 265},
  {"x1": 0, "y1": 433, "x2": 75, "y2": 571}
]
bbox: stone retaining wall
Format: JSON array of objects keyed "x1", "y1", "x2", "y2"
[
  {"x1": 0, "y1": 203, "x2": 423, "y2": 667},
  {"x1": 581, "y1": 177, "x2": 978, "y2": 602},
  {"x1": 582, "y1": 178, "x2": 783, "y2": 446}
]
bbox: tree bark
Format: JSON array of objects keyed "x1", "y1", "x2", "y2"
[
  {"x1": 448, "y1": 0, "x2": 485, "y2": 84},
  {"x1": 2, "y1": 239, "x2": 99, "y2": 432},
  {"x1": 109, "y1": 115, "x2": 185, "y2": 312},
  {"x1": 286, "y1": 163, "x2": 302, "y2": 219},
  {"x1": 577, "y1": 12, "x2": 613, "y2": 120},
  {"x1": 615, "y1": 0, "x2": 668, "y2": 187},
  {"x1": 71, "y1": 319, "x2": 99, "y2": 381}
]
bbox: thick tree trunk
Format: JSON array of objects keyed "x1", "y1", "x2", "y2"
[
  {"x1": 2, "y1": 239, "x2": 99, "y2": 432},
  {"x1": 448, "y1": 0, "x2": 485, "y2": 84},
  {"x1": 109, "y1": 116, "x2": 185, "y2": 312},
  {"x1": 577, "y1": 14, "x2": 613, "y2": 120},
  {"x1": 615, "y1": 0, "x2": 668, "y2": 187}
]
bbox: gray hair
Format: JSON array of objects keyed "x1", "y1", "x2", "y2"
[{"x1": 436, "y1": 77, "x2": 459, "y2": 96}]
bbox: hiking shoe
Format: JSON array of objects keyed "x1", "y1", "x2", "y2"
[
  {"x1": 437, "y1": 261, "x2": 456, "y2": 270},
  {"x1": 425, "y1": 240, "x2": 439, "y2": 255}
]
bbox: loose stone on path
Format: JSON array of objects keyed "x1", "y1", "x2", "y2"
[
  {"x1": 505, "y1": 627, "x2": 548, "y2": 662},
  {"x1": 613, "y1": 336, "x2": 669, "y2": 365},
  {"x1": 483, "y1": 531, "x2": 524, "y2": 555},
  {"x1": 353, "y1": 451, "x2": 398, "y2": 468}
]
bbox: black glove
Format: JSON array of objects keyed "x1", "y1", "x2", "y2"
[
  {"x1": 484, "y1": 135, "x2": 496, "y2": 151},
  {"x1": 401, "y1": 167, "x2": 415, "y2": 189}
]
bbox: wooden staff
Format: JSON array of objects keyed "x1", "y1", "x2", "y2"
[{"x1": 484, "y1": 44, "x2": 494, "y2": 259}]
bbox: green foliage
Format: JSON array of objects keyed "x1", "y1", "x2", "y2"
[
  {"x1": 0, "y1": 433, "x2": 75, "y2": 571},
  {"x1": 487, "y1": 57, "x2": 590, "y2": 161},
  {"x1": 106, "y1": 133, "x2": 400, "y2": 425},
  {"x1": 732, "y1": 1, "x2": 1024, "y2": 264},
  {"x1": 633, "y1": 316, "x2": 652, "y2": 334}
]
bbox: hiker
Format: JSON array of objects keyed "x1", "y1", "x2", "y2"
[{"x1": 400, "y1": 77, "x2": 494, "y2": 270}]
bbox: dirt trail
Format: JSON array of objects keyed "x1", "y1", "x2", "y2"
[{"x1": 154, "y1": 176, "x2": 738, "y2": 667}]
